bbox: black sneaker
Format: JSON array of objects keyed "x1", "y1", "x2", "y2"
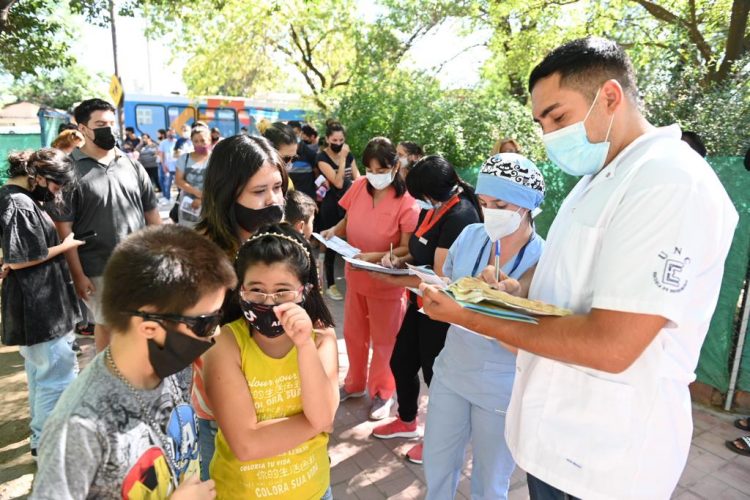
[
  {"x1": 72, "y1": 340, "x2": 82, "y2": 356},
  {"x1": 31, "y1": 447, "x2": 37, "y2": 461}
]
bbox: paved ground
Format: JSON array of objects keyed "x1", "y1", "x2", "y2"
[{"x1": 1, "y1": 252, "x2": 749, "y2": 499}]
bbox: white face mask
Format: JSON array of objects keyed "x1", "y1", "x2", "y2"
[
  {"x1": 398, "y1": 156, "x2": 409, "y2": 168},
  {"x1": 366, "y1": 169, "x2": 395, "y2": 190},
  {"x1": 483, "y1": 207, "x2": 523, "y2": 241}
]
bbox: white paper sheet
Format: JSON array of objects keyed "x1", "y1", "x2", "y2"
[
  {"x1": 312, "y1": 233, "x2": 361, "y2": 258},
  {"x1": 343, "y1": 257, "x2": 412, "y2": 275}
]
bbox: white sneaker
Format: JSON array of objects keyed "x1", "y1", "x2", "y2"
[
  {"x1": 369, "y1": 396, "x2": 395, "y2": 420},
  {"x1": 326, "y1": 284, "x2": 344, "y2": 301}
]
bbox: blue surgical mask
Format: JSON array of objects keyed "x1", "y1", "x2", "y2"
[
  {"x1": 416, "y1": 199, "x2": 434, "y2": 210},
  {"x1": 541, "y1": 87, "x2": 615, "y2": 177}
]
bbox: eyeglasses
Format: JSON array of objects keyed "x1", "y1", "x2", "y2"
[
  {"x1": 239, "y1": 286, "x2": 306, "y2": 305},
  {"x1": 281, "y1": 155, "x2": 297, "y2": 164},
  {"x1": 126, "y1": 310, "x2": 223, "y2": 338}
]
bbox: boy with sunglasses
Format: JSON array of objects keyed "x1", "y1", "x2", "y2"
[{"x1": 32, "y1": 225, "x2": 236, "y2": 499}]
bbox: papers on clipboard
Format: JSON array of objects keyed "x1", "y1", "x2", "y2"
[
  {"x1": 453, "y1": 297, "x2": 539, "y2": 324},
  {"x1": 405, "y1": 263, "x2": 448, "y2": 289},
  {"x1": 312, "y1": 233, "x2": 361, "y2": 259},
  {"x1": 343, "y1": 257, "x2": 412, "y2": 275}
]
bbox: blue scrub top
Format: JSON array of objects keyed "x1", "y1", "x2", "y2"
[{"x1": 433, "y1": 223, "x2": 544, "y2": 413}]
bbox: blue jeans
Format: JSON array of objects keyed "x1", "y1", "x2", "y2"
[
  {"x1": 198, "y1": 417, "x2": 218, "y2": 481},
  {"x1": 320, "y1": 486, "x2": 333, "y2": 500},
  {"x1": 19, "y1": 333, "x2": 78, "y2": 448},
  {"x1": 159, "y1": 168, "x2": 174, "y2": 200},
  {"x1": 423, "y1": 376, "x2": 515, "y2": 500}
]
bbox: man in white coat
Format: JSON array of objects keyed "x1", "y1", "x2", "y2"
[{"x1": 420, "y1": 37, "x2": 738, "y2": 499}]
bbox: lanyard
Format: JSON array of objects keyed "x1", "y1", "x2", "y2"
[
  {"x1": 415, "y1": 194, "x2": 461, "y2": 242},
  {"x1": 471, "y1": 236, "x2": 530, "y2": 277}
]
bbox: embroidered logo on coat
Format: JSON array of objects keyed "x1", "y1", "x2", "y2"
[{"x1": 653, "y1": 247, "x2": 690, "y2": 293}]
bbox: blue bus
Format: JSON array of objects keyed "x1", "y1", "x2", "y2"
[{"x1": 123, "y1": 93, "x2": 308, "y2": 139}]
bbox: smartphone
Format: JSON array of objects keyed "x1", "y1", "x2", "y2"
[{"x1": 76, "y1": 230, "x2": 97, "y2": 241}]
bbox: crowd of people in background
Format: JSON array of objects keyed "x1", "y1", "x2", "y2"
[{"x1": 0, "y1": 36, "x2": 743, "y2": 500}]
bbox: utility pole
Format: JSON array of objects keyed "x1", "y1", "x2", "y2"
[
  {"x1": 109, "y1": 0, "x2": 124, "y2": 139},
  {"x1": 146, "y1": 37, "x2": 153, "y2": 93}
]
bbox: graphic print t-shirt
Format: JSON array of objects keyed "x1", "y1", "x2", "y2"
[{"x1": 31, "y1": 354, "x2": 200, "y2": 500}]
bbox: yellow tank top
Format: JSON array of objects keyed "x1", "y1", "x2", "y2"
[{"x1": 210, "y1": 319, "x2": 329, "y2": 499}]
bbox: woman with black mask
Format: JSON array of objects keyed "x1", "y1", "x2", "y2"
[
  {"x1": 196, "y1": 134, "x2": 289, "y2": 323},
  {"x1": 0, "y1": 148, "x2": 82, "y2": 459},
  {"x1": 193, "y1": 134, "x2": 288, "y2": 480},
  {"x1": 315, "y1": 119, "x2": 360, "y2": 301}
]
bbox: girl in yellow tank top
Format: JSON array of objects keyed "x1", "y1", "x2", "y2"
[{"x1": 204, "y1": 224, "x2": 339, "y2": 499}]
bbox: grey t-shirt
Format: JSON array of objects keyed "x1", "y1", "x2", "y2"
[
  {"x1": 47, "y1": 148, "x2": 158, "y2": 277},
  {"x1": 175, "y1": 153, "x2": 209, "y2": 226},
  {"x1": 31, "y1": 354, "x2": 201, "y2": 500}
]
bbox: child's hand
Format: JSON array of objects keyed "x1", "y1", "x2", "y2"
[
  {"x1": 274, "y1": 302, "x2": 313, "y2": 347},
  {"x1": 170, "y1": 475, "x2": 215, "y2": 499}
]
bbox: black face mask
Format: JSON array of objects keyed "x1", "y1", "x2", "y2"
[
  {"x1": 91, "y1": 126, "x2": 117, "y2": 151},
  {"x1": 147, "y1": 328, "x2": 214, "y2": 379},
  {"x1": 234, "y1": 203, "x2": 284, "y2": 234},
  {"x1": 330, "y1": 143, "x2": 343, "y2": 153},
  {"x1": 239, "y1": 300, "x2": 286, "y2": 338},
  {"x1": 31, "y1": 184, "x2": 54, "y2": 203}
]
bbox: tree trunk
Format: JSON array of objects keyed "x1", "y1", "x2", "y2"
[
  {"x1": 714, "y1": 0, "x2": 750, "y2": 83},
  {"x1": 0, "y1": 0, "x2": 18, "y2": 33}
]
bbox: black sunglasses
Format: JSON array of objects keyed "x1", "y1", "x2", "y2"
[
  {"x1": 282, "y1": 155, "x2": 298, "y2": 164},
  {"x1": 127, "y1": 310, "x2": 223, "y2": 338}
]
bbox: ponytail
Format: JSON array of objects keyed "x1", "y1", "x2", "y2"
[{"x1": 456, "y1": 177, "x2": 484, "y2": 223}]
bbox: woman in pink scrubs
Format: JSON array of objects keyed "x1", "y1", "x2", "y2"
[{"x1": 321, "y1": 137, "x2": 419, "y2": 420}]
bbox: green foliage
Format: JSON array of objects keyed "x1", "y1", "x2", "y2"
[
  {"x1": 142, "y1": 0, "x2": 361, "y2": 110},
  {"x1": 9, "y1": 64, "x2": 108, "y2": 110},
  {"x1": 0, "y1": 0, "x2": 74, "y2": 77},
  {"x1": 642, "y1": 57, "x2": 750, "y2": 156}
]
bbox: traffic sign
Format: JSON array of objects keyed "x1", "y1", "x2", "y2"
[{"x1": 109, "y1": 75, "x2": 123, "y2": 107}]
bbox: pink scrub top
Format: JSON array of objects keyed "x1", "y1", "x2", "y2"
[{"x1": 340, "y1": 177, "x2": 419, "y2": 299}]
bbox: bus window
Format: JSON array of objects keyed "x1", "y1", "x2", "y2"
[
  {"x1": 197, "y1": 107, "x2": 237, "y2": 137},
  {"x1": 135, "y1": 104, "x2": 166, "y2": 137},
  {"x1": 167, "y1": 106, "x2": 197, "y2": 130},
  {"x1": 216, "y1": 108, "x2": 237, "y2": 137}
]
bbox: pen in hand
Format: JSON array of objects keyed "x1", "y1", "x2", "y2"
[
  {"x1": 390, "y1": 243, "x2": 394, "y2": 266},
  {"x1": 494, "y1": 240, "x2": 500, "y2": 283}
]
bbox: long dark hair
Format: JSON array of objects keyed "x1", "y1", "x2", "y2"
[
  {"x1": 196, "y1": 135, "x2": 289, "y2": 256},
  {"x1": 406, "y1": 155, "x2": 483, "y2": 222},
  {"x1": 362, "y1": 137, "x2": 406, "y2": 197},
  {"x1": 262, "y1": 122, "x2": 297, "y2": 149},
  {"x1": 235, "y1": 223, "x2": 334, "y2": 328}
]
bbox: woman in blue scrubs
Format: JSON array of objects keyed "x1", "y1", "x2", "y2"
[{"x1": 423, "y1": 153, "x2": 546, "y2": 500}]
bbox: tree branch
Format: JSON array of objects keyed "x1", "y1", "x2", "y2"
[
  {"x1": 630, "y1": 0, "x2": 714, "y2": 64},
  {"x1": 289, "y1": 23, "x2": 327, "y2": 89},
  {"x1": 393, "y1": 20, "x2": 439, "y2": 63},
  {"x1": 431, "y1": 42, "x2": 488, "y2": 74}
]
